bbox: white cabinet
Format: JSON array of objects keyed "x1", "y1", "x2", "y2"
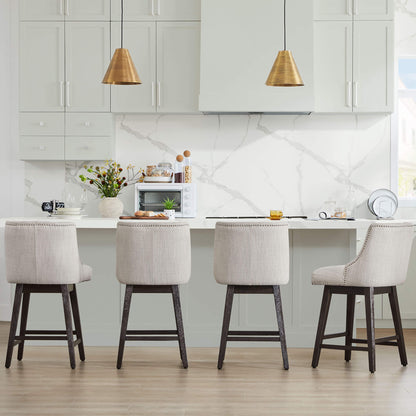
[
  {"x1": 111, "y1": 21, "x2": 200, "y2": 113},
  {"x1": 314, "y1": 0, "x2": 393, "y2": 21},
  {"x1": 314, "y1": 20, "x2": 393, "y2": 113},
  {"x1": 19, "y1": 22, "x2": 65, "y2": 112},
  {"x1": 199, "y1": 0, "x2": 314, "y2": 112},
  {"x1": 19, "y1": 0, "x2": 110, "y2": 21},
  {"x1": 65, "y1": 22, "x2": 110, "y2": 112},
  {"x1": 111, "y1": 0, "x2": 200, "y2": 21},
  {"x1": 19, "y1": 22, "x2": 110, "y2": 112}
]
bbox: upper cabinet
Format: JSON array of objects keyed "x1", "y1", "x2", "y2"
[
  {"x1": 314, "y1": 0, "x2": 393, "y2": 21},
  {"x1": 111, "y1": 21, "x2": 200, "y2": 113},
  {"x1": 19, "y1": 22, "x2": 110, "y2": 112},
  {"x1": 199, "y1": 0, "x2": 314, "y2": 112},
  {"x1": 19, "y1": 0, "x2": 111, "y2": 21},
  {"x1": 111, "y1": 0, "x2": 200, "y2": 21}
]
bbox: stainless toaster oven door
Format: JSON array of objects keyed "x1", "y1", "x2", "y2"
[{"x1": 138, "y1": 190, "x2": 182, "y2": 213}]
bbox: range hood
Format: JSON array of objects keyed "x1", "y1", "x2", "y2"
[{"x1": 199, "y1": 0, "x2": 314, "y2": 113}]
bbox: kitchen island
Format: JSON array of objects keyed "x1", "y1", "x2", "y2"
[{"x1": 0, "y1": 217, "x2": 415, "y2": 347}]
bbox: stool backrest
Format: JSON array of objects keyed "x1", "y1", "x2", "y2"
[
  {"x1": 214, "y1": 221, "x2": 289, "y2": 285},
  {"x1": 345, "y1": 223, "x2": 414, "y2": 287},
  {"x1": 116, "y1": 221, "x2": 191, "y2": 285},
  {"x1": 5, "y1": 221, "x2": 82, "y2": 284}
]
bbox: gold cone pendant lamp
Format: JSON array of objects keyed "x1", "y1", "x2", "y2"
[
  {"x1": 266, "y1": 0, "x2": 303, "y2": 87},
  {"x1": 102, "y1": 0, "x2": 141, "y2": 85}
]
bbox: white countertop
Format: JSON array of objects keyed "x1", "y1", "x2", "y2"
[{"x1": 1, "y1": 216, "x2": 413, "y2": 230}]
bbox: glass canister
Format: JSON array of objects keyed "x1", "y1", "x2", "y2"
[
  {"x1": 183, "y1": 150, "x2": 192, "y2": 183},
  {"x1": 174, "y1": 155, "x2": 184, "y2": 183},
  {"x1": 145, "y1": 162, "x2": 173, "y2": 182}
]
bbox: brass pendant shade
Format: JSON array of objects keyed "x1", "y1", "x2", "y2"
[
  {"x1": 266, "y1": 0, "x2": 303, "y2": 87},
  {"x1": 266, "y1": 50, "x2": 303, "y2": 87},
  {"x1": 102, "y1": 48, "x2": 141, "y2": 85},
  {"x1": 102, "y1": 0, "x2": 141, "y2": 85}
]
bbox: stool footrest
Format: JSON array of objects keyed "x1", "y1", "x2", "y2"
[
  {"x1": 352, "y1": 335, "x2": 398, "y2": 345},
  {"x1": 15, "y1": 335, "x2": 72, "y2": 341},
  {"x1": 125, "y1": 336, "x2": 179, "y2": 341},
  {"x1": 322, "y1": 332, "x2": 347, "y2": 340},
  {"x1": 126, "y1": 330, "x2": 177, "y2": 335},
  {"x1": 228, "y1": 330, "x2": 279, "y2": 336},
  {"x1": 227, "y1": 336, "x2": 280, "y2": 342},
  {"x1": 321, "y1": 344, "x2": 369, "y2": 352},
  {"x1": 25, "y1": 330, "x2": 76, "y2": 335}
]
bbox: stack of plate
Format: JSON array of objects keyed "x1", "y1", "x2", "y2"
[
  {"x1": 367, "y1": 189, "x2": 398, "y2": 219},
  {"x1": 54, "y1": 207, "x2": 85, "y2": 220}
]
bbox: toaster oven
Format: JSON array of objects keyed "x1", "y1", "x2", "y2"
[{"x1": 135, "y1": 183, "x2": 197, "y2": 218}]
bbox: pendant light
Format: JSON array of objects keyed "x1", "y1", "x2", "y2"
[
  {"x1": 102, "y1": 0, "x2": 141, "y2": 85},
  {"x1": 266, "y1": 0, "x2": 303, "y2": 87}
]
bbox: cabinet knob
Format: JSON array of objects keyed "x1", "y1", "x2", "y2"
[
  {"x1": 84, "y1": 121, "x2": 91, "y2": 127},
  {"x1": 39, "y1": 121, "x2": 45, "y2": 127},
  {"x1": 37, "y1": 146, "x2": 46, "y2": 151}
]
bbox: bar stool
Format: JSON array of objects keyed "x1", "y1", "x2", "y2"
[
  {"x1": 4, "y1": 221, "x2": 91, "y2": 369},
  {"x1": 214, "y1": 221, "x2": 290, "y2": 370},
  {"x1": 311, "y1": 222, "x2": 414, "y2": 373},
  {"x1": 115, "y1": 221, "x2": 191, "y2": 369}
]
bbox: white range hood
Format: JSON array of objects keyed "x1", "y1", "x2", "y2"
[{"x1": 199, "y1": 0, "x2": 314, "y2": 113}]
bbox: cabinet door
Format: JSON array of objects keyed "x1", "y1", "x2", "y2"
[
  {"x1": 157, "y1": 22, "x2": 200, "y2": 113},
  {"x1": 314, "y1": 0, "x2": 352, "y2": 20},
  {"x1": 314, "y1": 22, "x2": 353, "y2": 112},
  {"x1": 158, "y1": 0, "x2": 200, "y2": 20},
  {"x1": 65, "y1": 22, "x2": 110, "y2": 112},
  {"x1": 353, "y1": 0, "x2": 393, "y2": 21},
  {"x1": 353, "y1": 21, "x2": 394, "y2": 112},
  {"x1": 19, "y1": 0, "x2": 65, "y2": 21},
  {"x1": 19, "y1": 22, "x2": 65, "y2": 112},
  {"x1": 65, "y1": 0, "x2": 110, "y2": 21},
  {"x1": 110, "y1": 22, "x2": 156, "y2": 113},
  {"x1": 111, "y1": 0, "x2": 154, "y2": 20}
]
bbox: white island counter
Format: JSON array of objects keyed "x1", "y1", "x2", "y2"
[{"x1": 1, "y1": 217, "x2": 415, "y2": 347}]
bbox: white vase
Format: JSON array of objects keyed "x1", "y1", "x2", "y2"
[
  {"x1": 163, "y1": 209, "x2": 175, "y2": 220},
  {"x1": 98, "y1": 197, "x2": 124, "y2": 218}
]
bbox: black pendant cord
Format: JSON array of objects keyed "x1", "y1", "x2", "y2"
[
  {"x1": 121, "y1": 0, "x2": 124, "y2": 49},
  {"x1": 283, "y1": 0, "x2": 286, "y2": 50}
]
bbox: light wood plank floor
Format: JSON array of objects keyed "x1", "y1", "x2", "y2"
[{"x1": 1, "y1": 322, "x2": 416, "y2": 415}]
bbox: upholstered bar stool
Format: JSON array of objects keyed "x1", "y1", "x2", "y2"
[
  {"x1": 4, "y1": 221, "x2": 92, "y2": 369},
  {"x1": 214, "y1": 221, "x2": 290, "y2": 370},
  {"x1": 311, "y1": 222, "x2": 414, "y2": 373},
  {"x1": 116, "y1": 221, "x2": 191, "y2": 369}
]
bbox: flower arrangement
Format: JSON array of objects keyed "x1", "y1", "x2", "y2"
[{"x1": 79, "y1": 160, "x2": 143, "y2": 198}]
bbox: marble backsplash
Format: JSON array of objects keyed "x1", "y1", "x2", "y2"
[{"x1": 24, "y1": 113, "x2": 391, "y2": 219}]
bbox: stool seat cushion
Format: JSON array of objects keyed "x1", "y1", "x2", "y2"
[{"x1": 312, "y1": 265, "x2": 345, "y2": 286}]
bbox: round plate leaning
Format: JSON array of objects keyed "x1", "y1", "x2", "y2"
[{"x1": 367, "y1": 189, "x2": 398, "y2": 218}]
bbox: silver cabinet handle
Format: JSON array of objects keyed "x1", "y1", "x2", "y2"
[
  {"x1": 353, "y1": 82, "x2": 358, "y2": 107},
  {"x1": 151, "y1": 81, "x2": 155, "y2": 107},
  {"x1": 59, "y1": 0, "x2": 64, "y2": 15},
  {"x1": 156, "y1": 0, "x2": 161, "y2": 16},
  {"x1": 84, "y1": 121, "x2": 91, "y2": 127},
  {"x1": 65, "y1": 0, "x2": 69, "y2": 16},
  {"x1": 151, "y1": 0, "x2": 155, "y2": 16},
  {"x1": 346, "y1": 81, "x2": 352, "y2": 107},
  {"x1": 60, "y1": 81, "x2": 64, "y2": 107},
  {"x1": 353, "y1": 0, "x2": 358, "y2": 16},
  {"x1": 157, "y1": 81, "x2": 161, "y2": 107},
  {"x1": 66, "y1": 81, "x2": 70, "y2": 107},
  {"x1": 37, "y1": 145, "x2": 46, "y2": 151},
  {"x1": 39, "y1": 121, "x2": 45, "y2": 127},
  {"x1": 347, "y1": 0, "x2": 352, "y2": 15}
]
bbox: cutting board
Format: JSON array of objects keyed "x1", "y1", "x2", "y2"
[{"x1": 119, "y1": 216, "x2": 169, "y2": 220}]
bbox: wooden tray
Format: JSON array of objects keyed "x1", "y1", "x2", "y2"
[{"x1": 119, "y1": 215, "x2": 169, "y2": 220}]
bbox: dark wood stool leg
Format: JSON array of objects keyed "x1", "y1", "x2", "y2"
[
  {"x1": 61, "y1": 285, "x2": 76, "y2": 369},
  {"x1": 5, "y1": 284, "x2": 24, "y2": 368},
  {"x1": 312, "y1": 285, "x2": 332, "y2": 368},
  {"x1": 217, "y1": 285, "x2": 235, "y2": 370},
  {"x1": 273, "y1": 285, "x2": 289, "y2": 370},
  {"x1": 17, "y1": 292, "x2": 31, "y2": 361},
  {"x1": 345, "y1": 293, "x2": 356, "y2": 362},
  {"x1": 69, "y1": 285, "x2": 85, "y2": 362},
  {"x1": 171, "y1": 285, "x2": 188, "y2": 369},
  {"x1": 388, "y1": 286, "x2": 407, "y2": 366},
  {"x1": 117, "y1": 285, "x2": 133, "y2": 369},
  {"x1": 364, "y1": 287, "x2": 376, "y2": 373}
]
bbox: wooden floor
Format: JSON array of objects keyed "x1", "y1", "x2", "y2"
[{"x1": 1, "y1": 322, "x2": 416, "y2": 415}]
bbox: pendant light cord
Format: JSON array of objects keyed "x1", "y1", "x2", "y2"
[
  {"x1": 121, "y1": 0, "x2": 124, "y2": 49},
  {"x1": 283, "y1": 0, "x2": 286, "y2": 50}
]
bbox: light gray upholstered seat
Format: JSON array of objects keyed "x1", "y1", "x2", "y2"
[
  {"x1": 116, "y1": 221, "x2": 191, "y2": 285},
  {"x1": 312, "y1": 222, "x2": 414, "y2": 287},
  {"x1": 5, "y1": 221, "x2": 92, "y2": 284},
  {"x1": 214, "y1": 221, "x2": 289, "y2": 286}
]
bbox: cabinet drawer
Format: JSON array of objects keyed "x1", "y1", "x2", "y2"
[
  {"x1": 20, "y1": 113, "x2": 64, "y2": 136},
  {"x1": 65, "y1": 113, "x2": 113, "y2": 136},
  {"x1": 65, "y1": 136, "x2": 114, "y2": 160},
  {"x1": 19, "y1": 136, "x2": 65, "y2": 160}
]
